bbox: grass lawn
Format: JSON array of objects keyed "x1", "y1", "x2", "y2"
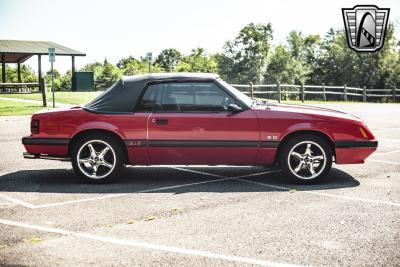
[
  {"x1": 0, "y1": 91, "x2": 102, "y2": 105},
  {"x1": 0, "y1": 100, "x2": 46, "y2": 116}
]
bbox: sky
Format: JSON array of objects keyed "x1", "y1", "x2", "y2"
[{"x1": 1, "y1": 0, "x2": 400, "y2": 74}]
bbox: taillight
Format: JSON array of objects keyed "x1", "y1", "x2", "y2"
[{"x1": 31, "y1": 119, "x2": 40, "y2": 134}]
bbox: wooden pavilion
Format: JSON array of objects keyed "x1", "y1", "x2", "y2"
[{"x1": 0, "y1": 40, "x2": 86, "y2": 93}]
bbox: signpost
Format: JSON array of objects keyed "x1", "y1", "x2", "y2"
[
  {"x1": 48, "y1": 48, "x2": 56, "y2": 108},
  {"x1": 146, "y1": 52, "x2": 152, "y2": 73}
]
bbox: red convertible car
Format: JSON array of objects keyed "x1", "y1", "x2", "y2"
[{"x1": 22, "y1": 73, "x2": 377, "y2": 183}]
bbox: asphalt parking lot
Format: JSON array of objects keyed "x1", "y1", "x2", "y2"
[{"x1": 0, "y1": 103, "x2": 399, "y2": 266}]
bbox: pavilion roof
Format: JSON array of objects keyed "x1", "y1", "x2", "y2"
[{"x1": 0, "y1": 40, "x2": 85, "y2": 63}]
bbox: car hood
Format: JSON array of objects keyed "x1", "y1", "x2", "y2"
[{"x1": 252, "y1": 103, "x2": 363, "y2": 122}]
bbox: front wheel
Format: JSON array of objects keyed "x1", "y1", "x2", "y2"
[
  {"x1": 278, "y1": 135, "x2": 332, "y2": 183},
  {"x1": 71, "y1": 134, "x2": 124, "y2": 183}
]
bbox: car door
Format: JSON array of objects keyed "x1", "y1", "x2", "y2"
[{"x1": 141, "y1": 81, "x2": 259, "y2": 165}]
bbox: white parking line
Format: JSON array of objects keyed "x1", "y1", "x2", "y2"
[
  {"x1": 0, "y1": 193, "x2": 37, "y2": 209},
  {"x1": 35, "y1": 176, "x2": 230, "y2": 208},
  {"x1": 171, "y1": 167, "x2": 227, "y2": 178},
  {"x1": 171, "y1": 167, "x2": 281, "y2": 179},
  {"x1": 367, "y1": 159, "x2": 400, "y2": 165},
  {"x1": 373, "y1": 127, "x2": 400, "y2": 131},
  {"x1": 0, "y1": 176, "x2": 231, "y2": 209},
  {"x1": 174, "y1": 167, "x2": 400, "y2": 208},
  {"x1": 2, "y1": 165, "x2": 399, "y2": 209},
  {"x1": 373, "y1": 150, "x2": 400, "y2": 156},
  {"x1": 235, "y1": 178, "x2": 400, "y2": 208},
  {"x1": 0, "y1": 219, "x2": 304, "y2": 267},
  {"x1": 378, "y1": 138, "x2": 400, "y2": 143}
]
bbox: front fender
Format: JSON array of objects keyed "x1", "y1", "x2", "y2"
[{"x1": 281, "y1": 122, "x2": 335, "y2": 143}]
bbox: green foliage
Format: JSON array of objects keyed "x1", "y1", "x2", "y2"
[
  {"x1": 117, "y1": 56, "x2": 163, "y2": 75},
  {"x1": 313, "y1": 25, "x2": 399, "y2": 89},
  {"x1": 264, "y1": 45, "x2": 303, "y2": 84},
  {"x1": 44, "y1": 69, "x2": 62, "y2": 91},
  {"x1": 60, "y1": 70, "x2": 72, "y2": 91},
  {"x1": 155, "y1": 48, "x2": 182, "y2": 72},
  {"x1": 219, "y1": 23, "x2": 273, "y2": 84},
  {"x1": 80, "y1": 62, "x2": 102, "y2": 80},
  {"x1": 0, "y1": 64, "x2": 37, "y2": 83},
  {"x1": 97, "y1": 59, "x2": 122, "y2": 88},
  {"x1": 175, "y1": 48, "x2": 218, "y2": 73}
]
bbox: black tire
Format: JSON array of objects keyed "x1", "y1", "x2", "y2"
[
  {"x1": 278, "y1": 134, "x2": 332, "y2": 184},
  {"x1": 71, "y1": 133, "x2": 124, "y2": 183}
]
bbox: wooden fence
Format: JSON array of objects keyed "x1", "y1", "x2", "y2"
[
  {"x1": 0, "y1": 81, "x2": 398, "y2": 105},
  {"x1": 231, "y1": 83, "x2": 399, "y2": 103}
]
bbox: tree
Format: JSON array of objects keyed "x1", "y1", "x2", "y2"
[
  {"x1": 219, "y1": 23, "x2": 273, "y2": 84},
  {"x1": 59, "y1": 71, "x2": 72, "y2": 91},
  {"x1": 117, "y1": 56, "x2": 163, "y2": 75},
  {"x1": 0, "y1": 64, "x2": 37, "y2": 83},
  {"x1": 97, "y1": 59, "x2": 122, "y2": 88},
  {"x1": 309, "y1": 24, "x2": 400, "y2": 96},
  {"x1": 44, "y1": 69, "x2": 62, "y2": 91},
  {"x1": 264, "y1": 45, "x2": 304, "y2": 84},
  {"x1": 175, "y1": 48, "x2": 218, "y2": 73},
  {"x1": 80, "y1": 62, "x2": 102, "y2": 80},
  {"x1": 285, "y1": 31, "x2": 321, "y2": 84},
  {"x1": 155, "y1": 48, "x2": 182, "y2": 72}
]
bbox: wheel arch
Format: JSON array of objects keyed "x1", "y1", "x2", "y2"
[
  {"x1": 69, "y1": 129, "x2": 129, "y2": 164},
  {"x1": 277, "y1": 130, "x2": 335, "y2": 160}
]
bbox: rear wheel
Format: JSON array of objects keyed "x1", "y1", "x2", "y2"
[
  {"x1": 278, "y1": 135, "x2": 332, "y2": 183},
  {"x1": 71, "y1": 134, "x2": 124, "y2": 183}
]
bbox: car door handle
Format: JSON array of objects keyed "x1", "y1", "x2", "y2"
[{"x1": 154, "y1": 118, "x2": 168, "y2": 125}]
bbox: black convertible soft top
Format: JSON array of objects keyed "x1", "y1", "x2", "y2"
[{"x1": 85, "y1": 73, "x2": 219, "y2": 113}]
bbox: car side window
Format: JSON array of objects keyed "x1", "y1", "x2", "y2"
[
  {"x1": 136, "y1": 84, "x2": 161, "y2": 112},
  {"x1": 159, "y1": 82, "x2": 236, "y2": 112}
]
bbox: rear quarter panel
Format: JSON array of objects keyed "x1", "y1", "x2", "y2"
[{"x1": 26, "y1": 108, "x2": 149, "y2": 162}]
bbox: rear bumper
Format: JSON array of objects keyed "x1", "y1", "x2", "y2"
[
  {"x1": 335, "y1": 140, "x2": 378, "y2": 164},
  {"x1": 23, "y1": 152, "x2": 70, "y2": 161},
  {"x1": 22, "y1": 137, "x2": 70, "y2": 146},
  {"x1": 22, "y1": 137, "x2": 70, "y2": 158}
]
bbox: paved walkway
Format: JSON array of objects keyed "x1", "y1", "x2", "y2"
[{"x1": 0, "y1": 97, "x2": 72, "y2": 107}]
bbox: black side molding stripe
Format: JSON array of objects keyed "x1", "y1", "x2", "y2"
[
  {"x1": 125, "y1": 139, "x2": 280, "y2": 148},
  {"x1": 259, "y1": 141, "x2": 280, "y2": 148},
  {"x1": 148, "y1": 140, "x2": 258, "y2": 147},
  {"x1": 22, "y1": 137, "x2": 70, "y2": 146},
  {"x1": 335, "y1": 140, "x2": 378, "y2": 148}
]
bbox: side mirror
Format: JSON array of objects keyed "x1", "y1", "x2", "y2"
[{"x1": 227, "y1": 103, "x2": 243, "y2": 113}]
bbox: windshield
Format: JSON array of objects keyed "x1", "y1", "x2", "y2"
[{"x1": 216, "y1": 79, "x2": 253, "y2": 107}]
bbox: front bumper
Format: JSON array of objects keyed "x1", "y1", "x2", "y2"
[{"x1": 335, "y1": 140, "x2": 378, "y2": 164}]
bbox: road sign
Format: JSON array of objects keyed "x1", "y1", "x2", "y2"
[
  {"x1": 48, "y1": 48, "x2": 56, "y2": 107},
  {"x1": 146, "y1": 52, "x2": 152, "y2": 61},
  {"x1": 48, "y1": 48, "x2": 56, "y2": 62},
  {"x1": 147, "y1": 52, "x2": 152, "y2": 73}
]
